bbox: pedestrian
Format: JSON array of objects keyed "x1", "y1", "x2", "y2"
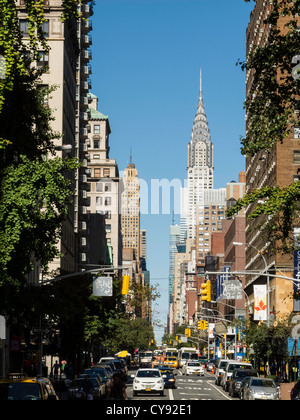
[
  {"x1": 53, "y1": 360, "x2": 60, "y2": 381},
  {"x1": 80, "y1": 375, "x2": 94, "y2": 400},
  {"x1": 107, "y1": 373, "x2": 128, "y2": 400}
]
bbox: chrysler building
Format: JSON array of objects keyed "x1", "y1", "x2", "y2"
[{"x1": 183, "y1": 71, "x2": 214, "y2": 240}]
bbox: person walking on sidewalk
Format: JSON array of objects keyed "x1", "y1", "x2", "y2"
[{"x1": 107, "y1": 373, "x2": 128, "y2": 400}]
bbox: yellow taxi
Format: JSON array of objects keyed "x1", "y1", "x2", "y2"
[
  {"x1": 164, "y1": 357, "x2": 178, "y2": 369},
  {"x1": 0, "y1": 373, "x2": 59, "y2": 400}
]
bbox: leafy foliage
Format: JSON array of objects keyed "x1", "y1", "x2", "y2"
[
  {"x1": 227, "y1": 0, "x2": 300, "y2": 250},
  {"x1": 240, "y1": 0, "x2": 300, "y2": 156}
]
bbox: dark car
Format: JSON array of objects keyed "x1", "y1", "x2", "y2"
[
  {"x1": 111, "y1": 360, "x2": 127, "y2": 380},
  {"x1": 68, "y1": 377, "x2": 104, "y2": 400},
  {"x1": 291, "y1": 380, "x2": 300, "y2": 400},
  {"x1": 157, "y1": 366, "x2": 176, "y2": 388},
  {"x1": 229, "y1": 369, "x2": 259, "y2": 398},
  {"x1": 83, "y1": 367, "x2": 112, "y2": 392}
]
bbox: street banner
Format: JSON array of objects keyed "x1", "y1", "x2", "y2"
[
  {"x1": 293, "y1": 228, "x2": 300, "y2": 311},
  {"x1": 253, "y1": 285, "x2": 267, "y2": 321},
  {"x1": 216, "y1": 265, "x2": 230, "y2": 301},
  {"x1": 293, "y1": 250, "x2": 300, "y2": 311},
  {"x1": 208, "y1": 323, "x2": 215, "y2": 338}
]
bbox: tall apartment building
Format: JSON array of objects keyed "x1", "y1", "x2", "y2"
[
  {"x1": 168, "y1": 225, "x2": 181, "y2": 304},
  {"x1": 17, "y1": 0, "x2": 93, "y2": 277},
  {"x1": 184, "y1": 73, "x2": 214, "y2": 241},
  {"x1": 245, "y1": 0, "x2": 299, "y2": 320},
  {"x1": 120, "y1": 161, "x2": 140, "y2": 261},
  {"x1": 85, "y1": 93, "x2": 121, "y2": 268},
  {"x1": 196, "y1": 189, "x2": 226, "y2": 264}
]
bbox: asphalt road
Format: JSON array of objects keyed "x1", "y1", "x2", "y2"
[{"x1": 126, "y1": 369, "x2": 232, "y2": 401}]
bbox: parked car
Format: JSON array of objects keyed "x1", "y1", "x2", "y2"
[
  {"x1": 291, "y1": 380, "x2": 300, "y2": 400},
  {"x1": 84, "y1": 367, "x2": 112, "y2": 392},
  {"x1": 78, "y1": 374, "x2": 106, "y2": 398},
  {"x1": 207, "y1": 359, "x2": 216, "y2": 372},
  {"x1": 228, "y1": 369, "x2": 259, "y2": 398},
  {"x1": 214, "y1": 359, "x2": 229, "y2": 386},
  {"x1": 96, "y1": 363, "x2": 114, "y2": 377},
  {"x1": 131, "y1": 368, "x2": 164, "y2": 396},
  {"x1": 99, "y1": 357, "x2": 115, "y2": 364},
  {"x1": 0, "y1": 374, "x2": 58, "y2": 400},
  {"x1": 111, "y1": 359, "x2": 127, "y2": 380},
  {"x1": 243, "y1": 377, "x2": 280, "y2": 400},
  {"x1": 182, "y1": 361, "x2": 204, "y2": 376},
  {"x1": 68, "y1": 377, "x2": 104, "y2": 400},
  {"x1": 157, "y1": 366, "x2": 177, "y2": 388},
  {"x1": 221, "y1": 361, "x2": 253, "y2": 391}
]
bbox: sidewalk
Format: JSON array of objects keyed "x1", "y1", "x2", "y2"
[{"x1": 280, "y1": 382, "x2": 295, "y2": 400}]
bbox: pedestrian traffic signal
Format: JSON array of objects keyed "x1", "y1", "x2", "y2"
[
  {"x1": 201, "y1": 280, "x2": 211, "y2": 302},
  {"x1": 121, "y1": 275, "x2": 130, "y2": 295}
]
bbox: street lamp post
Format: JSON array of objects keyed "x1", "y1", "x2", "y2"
[{"x1": 233, "y1": 241, "x2": 270, "y2": 325}]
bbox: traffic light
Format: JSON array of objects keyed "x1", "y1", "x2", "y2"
[
  {"x1": 201, "y1": 280, "x2": 211, "y2": 302},
  {"x1": 198, "y1": 321, "x2": 204, "y2": 330},
  {"x1": 185, "y1": 328, "x2": 191, "y2": 337},
  {"x1": 197, "y1": 320, "x2": 208, "y2": 330},
  {"x1": 121, "y1": 275, "x2": 130, "y2": 295}
]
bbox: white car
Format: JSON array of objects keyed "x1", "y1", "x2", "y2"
[
  {"x1": 131, "y1": 369, "x2": 164, "y2": 396},
  {"x1": 182, "y1": 361, "x2": 204, "y2": 376}
]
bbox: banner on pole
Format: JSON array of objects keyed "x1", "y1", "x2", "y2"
[
  {"x1": 254, "y1": 285, "x2": 267, "y2": 321},
  {"x1": 208, "y1": 323, "x2": 215, "y2": 338},
  {"x1": 93, "y1": 276, "x2": 113, "y2": 297}
]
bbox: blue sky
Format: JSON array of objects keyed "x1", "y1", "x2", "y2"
[{"x1": 90, "y1": 0, "x2": 254, "y2": 343}]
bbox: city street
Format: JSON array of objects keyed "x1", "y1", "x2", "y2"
[{"x1": 126, "y1": 370, "x2": 231, "y2": 401}]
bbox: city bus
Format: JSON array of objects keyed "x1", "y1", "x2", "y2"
[
  {"x1": 163, "y1": 347, "x2": 179, "y2": 359},
  {"x1": 178, "y1": 347, "x2": 199, "y2": 368}
]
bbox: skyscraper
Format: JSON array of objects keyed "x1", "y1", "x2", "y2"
[
  {"x1": 183, "y1": 71, "x2": 214, "y2": 241},
  {"x1": 120, "y1": 160, "x2": 140, "y2": 261}
]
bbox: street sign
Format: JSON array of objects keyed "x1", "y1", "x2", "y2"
[
  {"x1": 222, "y1": 280, "x2": 243, "y2": 300},
  {"x1": 93, "y1": 276, "x2": 113, "y2": 297}
]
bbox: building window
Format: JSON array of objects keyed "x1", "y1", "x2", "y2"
[
  {"x1": 105, "y1": 197, "x2": 111, "y2": 206},
  {"x1": 42, "y1": 20, "x2": 49, "y2": 37},
  {"x1": 294, "y1": 127, "x2": 300, "y2": 139},
  {"x1": 105, "y1": 183, "x2": 111, "y2": 192},
  {"x1": 105, "y1": 224, "x2": 111, "y2": 233},
  {"x1": 294, "y1": 151, "x2": 300, "y2": 164},
  {"x1": 37, "y1": 51, "x2": 49, "y2": 68},
  {"x1": 103, "y1": 168, "x2": 110, "y2": 177},
  {"x1": 93, "y1": 154, "x2": 100, "y2": 159},
  {"x1": 96, "y1": 182, "x2": 103, "y2": 192},
  {"x1": 94, "y1": 124, "x2": 100, "y2": 134},
  {"x1": 20, "y1": 19, "x2": 29, "y2": 36},
  {"x1": 96, "y1": 197, "x2": 102, "y2": 206},
  {"x1": 93, "y1": 139, "x2": 99, "y2": 149},
  {"x1": 94, "y1": 168, "x2": 101, "y2": 178}
]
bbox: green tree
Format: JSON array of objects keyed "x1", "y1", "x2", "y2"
[{"x1": 0, "y1": 0, "x2": 81, "y2": 321}]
